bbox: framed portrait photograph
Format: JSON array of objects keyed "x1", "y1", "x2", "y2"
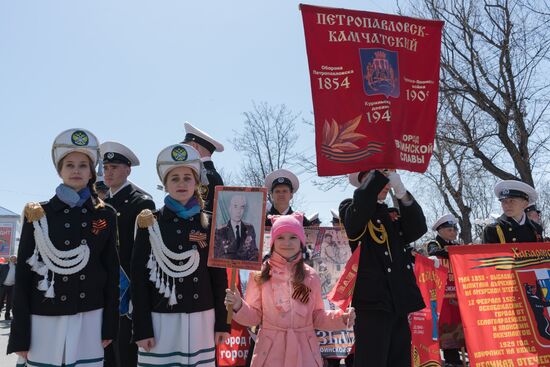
[
  {"x1": 208, "y1": 186, "x2": 267, "y2": 270},
  {"x1": 305, "y1": 227, "x2": 352, "y2": 297}
]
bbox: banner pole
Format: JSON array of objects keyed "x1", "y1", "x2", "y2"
[
  {"x1": 461, "y1": 347, "x2": 466, "y2": 367},
  {"x1": 226, "y1": 268, "x2": 237, "y2": 324}
]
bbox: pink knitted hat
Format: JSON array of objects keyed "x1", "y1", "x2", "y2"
[{"x1": 269, "y1": 213, "x2": 306, "y2": 247}]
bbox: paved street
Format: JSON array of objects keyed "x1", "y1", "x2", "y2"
[{"x1": 0, "y1": 318, "x2": 18, "y2": 366}]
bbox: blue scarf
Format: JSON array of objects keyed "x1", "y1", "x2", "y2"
[
  {"x1": 56, "y1": 184, "x2": 91, "y2": 208},
  {"x1": 164, "y1": 195, "x2": 201, "y2": 219}
]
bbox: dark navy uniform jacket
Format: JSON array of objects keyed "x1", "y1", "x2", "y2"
[
  {"x1": 131, "y1": 207, "x2": 230, "y2": 342},
  {"x1": 264, "y1": 206, "x2": 311, "y2": 227},
  {"x1": 339, "y1": 171, "x2": 426, "y2": 315},
  {"x1": 202, "y1": 160, "x2": 223, "y2": 214},
  {"x1": 8, "y1": 196, "x2": 120, "y2": 353},
  {"x1": 482, "y1": 214, "x2": 543, "y2": 244},
  {"x1": 105, "y1": 183, "x2": 155, "y2": 276},
  {"x1": 426, "y1": 235, "x2": 456, "y2": 258}
]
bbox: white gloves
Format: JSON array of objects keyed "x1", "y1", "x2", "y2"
[
  {"x1": 429, "y1": 256, "x2": 441, "y2": 268},
  {"x1": 387, "y1": 172, "x2": 407, "y2": 199}
]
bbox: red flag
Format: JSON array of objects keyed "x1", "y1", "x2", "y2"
[
  {"x1": 327, "y1": 244, "x2": 361, "y2": 311},
  {"x1": 410, "y1": 254, "x2": 448, "y2": 365},
  {"x1": 300, "y1": 4, "x2": 443, "y2": 175}
]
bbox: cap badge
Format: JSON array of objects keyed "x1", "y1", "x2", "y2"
[
  {"x1": 277, "y1": 177, "x2": 285, "y2": 183},
  {"x1": 502, "y1": 189, "x2": 510, "y2": 195},
  {"x1": 71, "y1": 130, "x2": 89, "y2": 146},
  {"x1": 171, "y1": 146, "x2": 188, "y2": 162},
  {"x1": 106, "y1": 152, "x2": 115, "y2": 159}
]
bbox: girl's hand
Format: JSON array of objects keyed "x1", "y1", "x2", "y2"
[
  {"x1": 15, "y1": 351, "x2": 28, "y2": 359},
  {"x1": 136, "y1": 337, "x2": 155, "y2": 352},
  {"x1": 224, "y1": 288, "x2": 243, "y2": 312},
  {"x1": 102, "y1": 340, "x2": 112, "y2": 348},
  {"x1": 214, "y1": 332, "x2": 230, "y2": 345},
  {"x1": 342, "y1": 307, "x2": 356, "y2": 328}
]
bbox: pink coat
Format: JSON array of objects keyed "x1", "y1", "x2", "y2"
[{"x1": 233, "y1": 253, "x2": 346, "y2": 367}]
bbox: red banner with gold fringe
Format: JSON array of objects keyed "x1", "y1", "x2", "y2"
[{"x1": 300, "y1": 4, "x2": 443, "y2": 175}]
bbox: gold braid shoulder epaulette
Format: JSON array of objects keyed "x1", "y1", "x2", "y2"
[
  {"x1": 137, "y1": 209, "x2": 156, "y2": 228},
  {"x1": 24, "y1": 202, "x2": 45, "y2": 222}
]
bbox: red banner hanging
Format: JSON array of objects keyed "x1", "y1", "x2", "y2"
[
  {"x1": 300, "y1": 4, "x2": 443, "y2": 176},
  {"x1": 449, "y1": 243, "x2": 550, "y2": 366},
  {"x1": 326, "y1": 244, "x2": 360, "y2": 311},
  {"x1": 410, "y1": 254, "x2": 448, "y2": 366}
]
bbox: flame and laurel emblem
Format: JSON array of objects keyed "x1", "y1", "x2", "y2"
[{"x1": 321, "y1": 115, "x2": 384, "y2": 162}]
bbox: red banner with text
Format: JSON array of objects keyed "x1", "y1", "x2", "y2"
[
  {"x1": 218, "y1": 270, "x2": 252, "y2": 366},
  {"x1": 410, "y1": 254, "x2": 448, "y2": 366},
  {"x1": 0, "y1": 223, "x2": 14, "y2": 256},
  {"x1": 300, "y1": 4, "x2": 443, "y2": 176},
  {"x1": 449, "y1": 243, "x2": 550, "y2": 367}
]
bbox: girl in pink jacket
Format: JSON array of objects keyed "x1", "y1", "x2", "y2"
[{"x1": 225, "y1": 213, "x2": 355, "y2": 367}]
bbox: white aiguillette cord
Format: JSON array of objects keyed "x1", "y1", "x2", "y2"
[
  {"x1": 146, "y1": 220, "x2": 200, "y2": 306},
  {"x1": 27, "y1": 216, "x2": 90, "y2": 299}
]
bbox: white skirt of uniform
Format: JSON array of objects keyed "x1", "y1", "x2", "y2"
[
  {"x1": 16, "y1": 308, "x2": 104, "y2": 367},
  {"x1": 137, "y1": 309, "x2": 216, "y2": 367}
]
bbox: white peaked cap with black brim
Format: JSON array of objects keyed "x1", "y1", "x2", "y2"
[
  {"x1": 183, "y1": 122, "x2": 224, "y2": 153},
  {"x1": 264, "y1": 169, "x2": 300, "y2": 193},
  {"x1": 100, "y1": 141, "x2": 140, "y2": 167}
]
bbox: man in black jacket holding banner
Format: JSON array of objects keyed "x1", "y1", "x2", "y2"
[{"x1": 339, "y1": 169, "x2": 427, "y2": 367}]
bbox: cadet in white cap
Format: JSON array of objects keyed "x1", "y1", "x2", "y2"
[
  {"x1": 482, "y1": 180, "x2": 543, "y2": 244},
  {"x1": 131, "y1": 144, "x2": 229, "y2": 367},
  {"x1": 308, "y1": 212, "x2": 321, "y2": 227},
  {"x1": 264, "y1": 168, "x2": 311, "y2": 227},
  {"x1": 9, "y1": 128, "x2": 119, "y2": 366},
  {"x1": 182, "y1": 122, "x2": 224, "y2": 214},
  {"x1": 339, "y1": 169, "x2": 427, "y2": 367},
  {"x1": 100, "y1": 141, "x2": 155, "y2": 367},
  {"x1": 330, "y1": 209, "x2": 341, "y2": 226},
  {"x1": 425, "y1": 214, "x2": 459, "y2": 258},
  {"x1": 426, "y1": 213, "x2": 464, "y2": 366}
]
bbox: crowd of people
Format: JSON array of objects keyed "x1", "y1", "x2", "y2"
[{"x1": 4, "y1": 124, "x2": 546, "y2": 367}]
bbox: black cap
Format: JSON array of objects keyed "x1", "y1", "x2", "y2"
[
  {"x1": 498, "y1": 189, "x2": 529, "y2": 201},
  {"x1": 102, "y1": 152, "x2": 131, "y2": 166},
  {"x1": 436, "y1": 221, "x2": 458, "y2": 231},
  {"x1": 95, "y1": 180, "x2": 109, "y2": 192},
  {"x1": 271, "y1": 177, "x2": 293, "y2": 191},
  {"x1": 525, "y1": 204, "x2": 541, "y2": 214}
]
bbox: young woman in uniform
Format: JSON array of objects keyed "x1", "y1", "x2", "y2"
[
  {"x1": 131, "y1": 143, "x2": 230, "y2": 366},
  {"x1": 8, "y1": 128, "x2": 119, "y2": 366}
]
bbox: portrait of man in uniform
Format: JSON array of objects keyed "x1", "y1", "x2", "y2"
[{"x1": 209, "y1": 187, "x2": 267, "y2": 271}]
